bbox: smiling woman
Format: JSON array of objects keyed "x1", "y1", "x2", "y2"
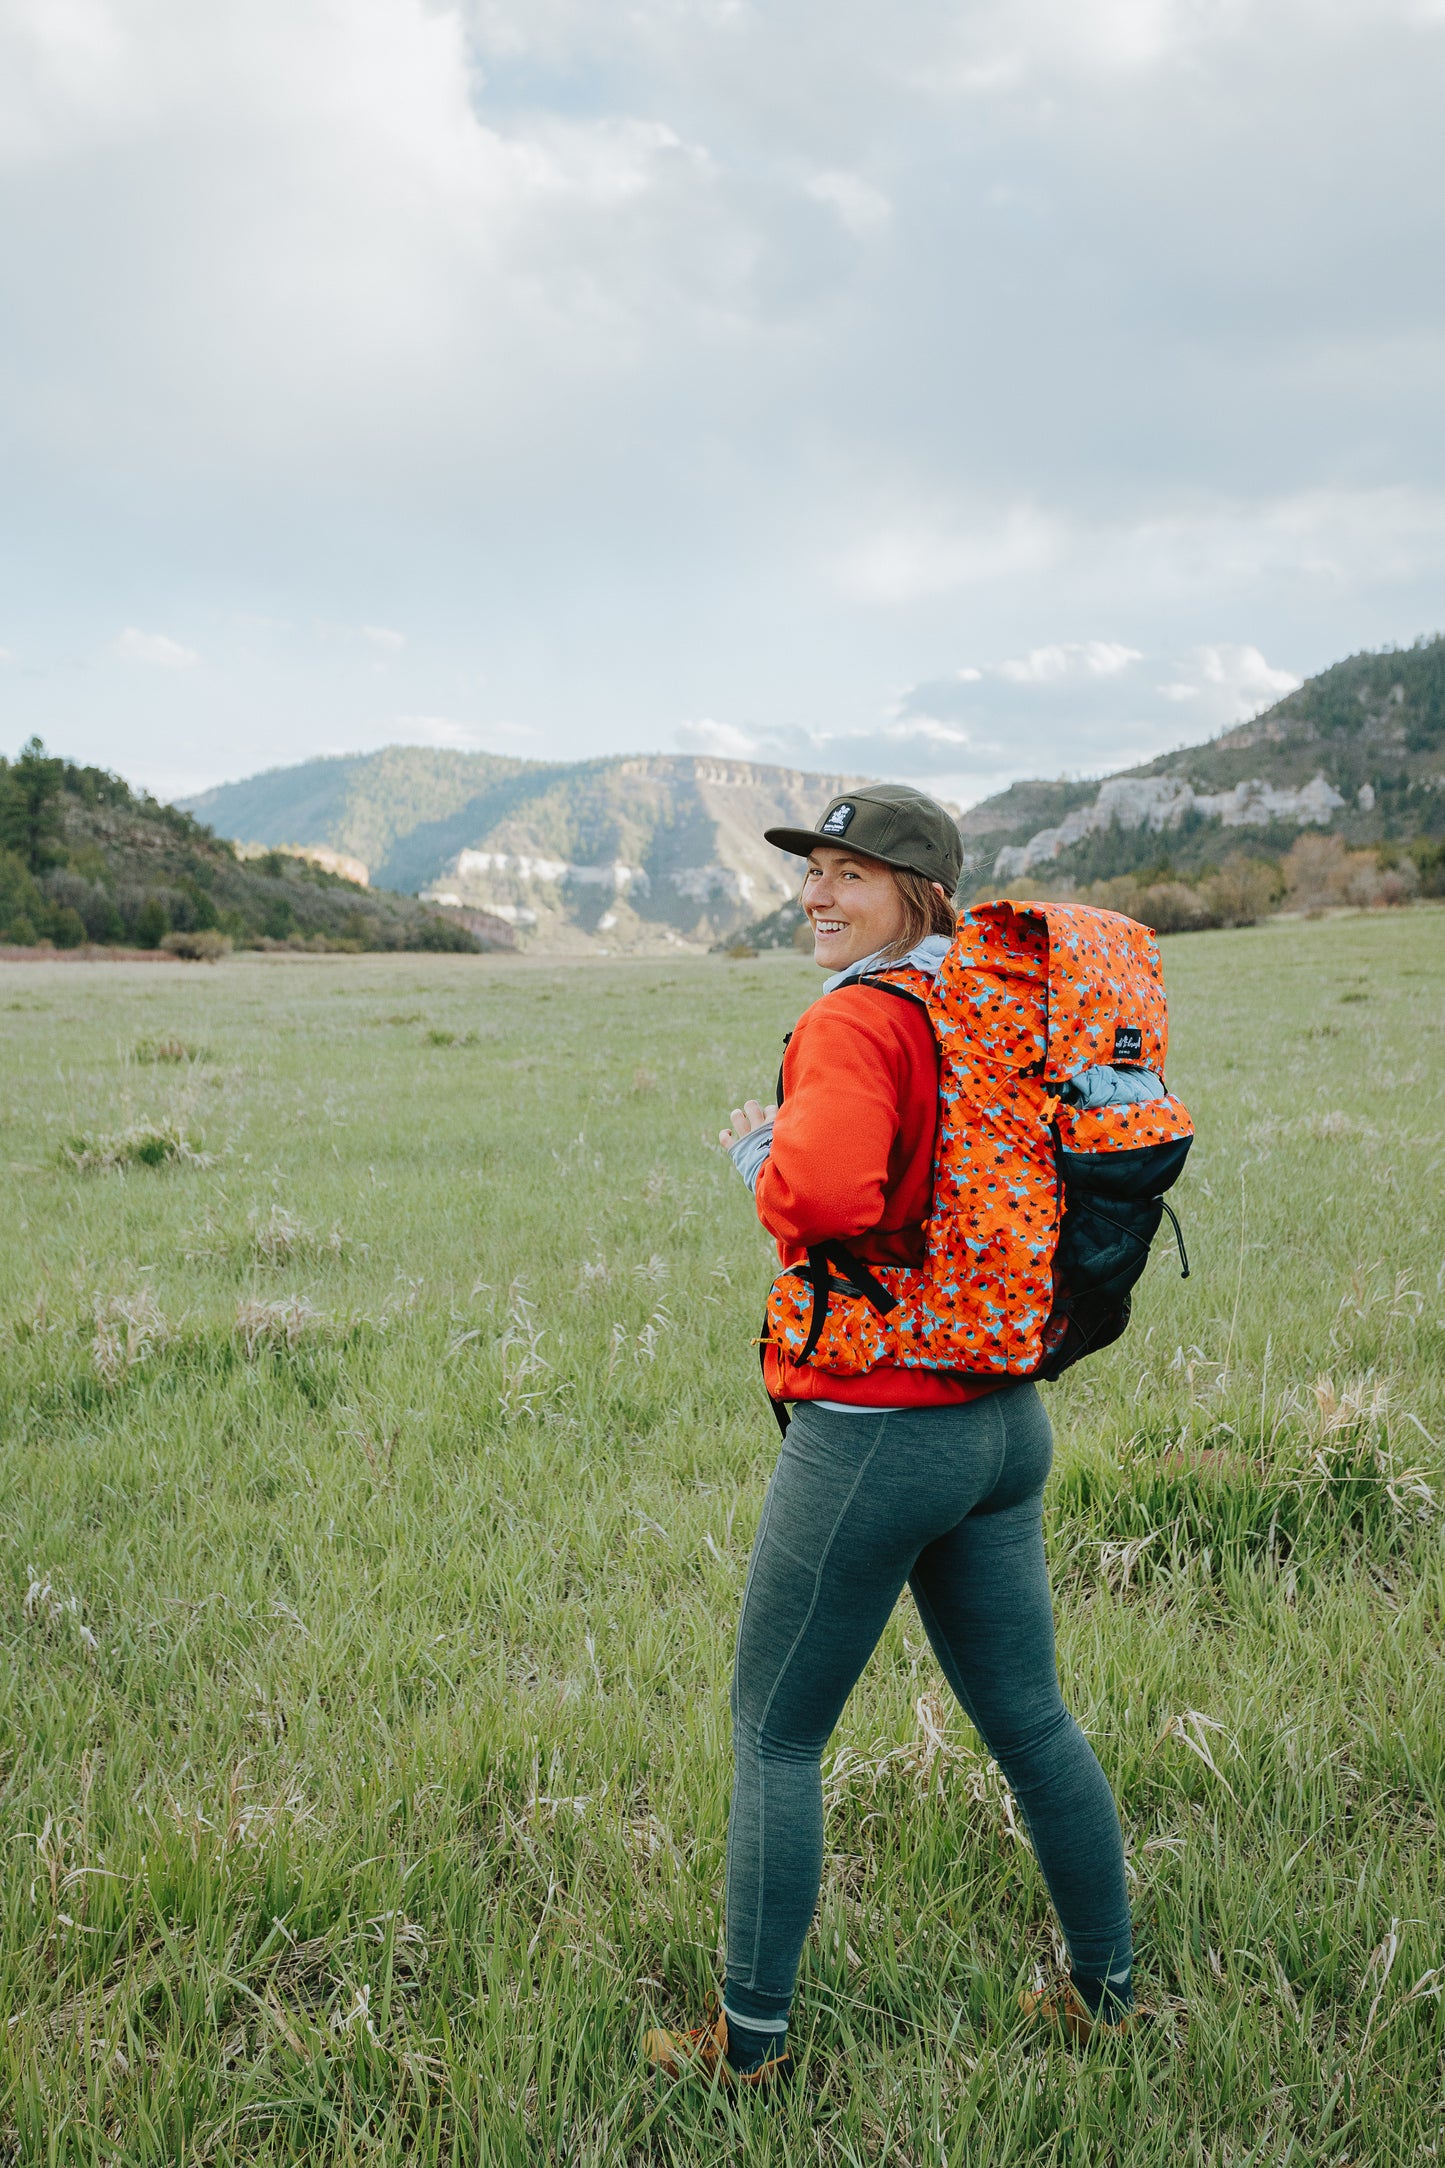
[
  {"x1": 648, "y1": 782, "x2": 1137, "y2": 2090},
  {"x1": 798, "y1": 847, "x2": 956, "y2": 972}
]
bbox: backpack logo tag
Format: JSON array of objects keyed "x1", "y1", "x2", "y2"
[
  {"x1": 1113, "y1": 1024, "x2": 1143, "y2": 1062},
  {"x1": 820, "y1": 802, "x2": 855, "y2": 836}
]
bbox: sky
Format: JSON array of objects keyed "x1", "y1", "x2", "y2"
[{"x1": 1, "y1": 0, "x2": 1443, "y2": 808}]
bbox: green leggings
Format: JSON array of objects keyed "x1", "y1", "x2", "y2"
[{"x1": 725, "y1": 1385, "x2": 1131, "y2": 2033}]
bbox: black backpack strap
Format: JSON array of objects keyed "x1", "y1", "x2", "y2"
[
  {"x1": 796, "y1": 1240, "x2": 899, "y2": 1363},
  {"x1": 852, "y1": 973, "x2": 932, "y2": 1013},
  {"x1": 774, "y1": 1030, "x2": 792, "y2": 1108}
]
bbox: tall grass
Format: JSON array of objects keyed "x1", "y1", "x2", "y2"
[{"x1": 0, "y1": 915, "x2": 1441, "y2": 2163}]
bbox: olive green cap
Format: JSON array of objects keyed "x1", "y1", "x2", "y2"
[{"x1": 765, "y1": 782, "x2": 963, "y2": 894}]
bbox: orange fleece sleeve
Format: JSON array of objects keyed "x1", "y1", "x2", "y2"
[{"x1": 753, "y1": 990, "x2": 904, "y2": 1248}]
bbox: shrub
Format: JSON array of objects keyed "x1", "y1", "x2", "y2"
[
  {"x1": 51, "y1": 905, "x2": 87, "y2": 948},
  {"x1": 412, "y1": 913, "x2": 482, "y2": 953},
  {"x1": 1138, "y1": 880, "x2": 1217, "y2": 933},
  {"x1": 44, "y1": 868, "x2": 122, "y2": 942},
  {"x1": 1411, "y1": 837, "x2": 1445, "y2": 897},
  {"x1": 1375, "y1": 864, "x2": 1418, "y2": 907},
  {"x1": 134, "y1": 1036, "x2": 200, "y2": 1063},
  {"x1": 134, "y1": 895, "x2": 170, "y2": 948},
  {"x1": 161, "y1": 929, "x2": 232, "y2": 962},
  {"x1": 1080, "y1": 874, "x2": 1219, "y2": 933},
  {"x1": 0, "y1": 846, "x2": 47, "y2": 944},
  {"x1": 1199, "y1": 853, "x2": 1279, "y2": 926},
  {"x1": 1278, "y1": 832, "x2": 1409, "y2": 912}
]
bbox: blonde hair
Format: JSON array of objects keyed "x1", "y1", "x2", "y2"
[{"x1": 876, "y1": 866, "x2": 957, "y2": 963}]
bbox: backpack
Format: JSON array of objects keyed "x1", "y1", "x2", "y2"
[{"x1": 762, "y1": 900, "x2": 1193, "y2": 1397}]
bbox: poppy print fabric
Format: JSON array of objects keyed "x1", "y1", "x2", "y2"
[{"x1": 763, "y1": 901, "x2": 1195, "y2": 1380}]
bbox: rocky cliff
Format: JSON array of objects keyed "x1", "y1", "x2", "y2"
[{"x1": 968, "y1": 635, "x2": 1444, "y2": 892}]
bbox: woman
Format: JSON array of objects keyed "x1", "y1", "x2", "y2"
[{"x1": 644, "y1": 782, "x2": 1134, "y2": 2089}]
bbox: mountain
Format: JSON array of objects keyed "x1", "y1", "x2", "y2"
[
  {"x1": 961, "y1": 635, "x2": 1445, "y2": 892},
  {"x1": 0, "y1": 743, "x2": 484, "y2": 954},
  {"x1": 181, "y1": 752, "x2": 871, "y2": 952},
  {"x1": 175, "y1": 634, "x2": 1445, "y2": 955},
  {"x1": 180, "y1": 746, "x2": 543, "y2": 889}
]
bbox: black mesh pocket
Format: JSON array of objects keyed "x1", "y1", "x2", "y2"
[{"x1": 1035, "y1": 1134, "x2": 1192, "y2": 1381}]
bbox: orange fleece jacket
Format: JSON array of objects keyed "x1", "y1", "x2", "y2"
[{"x1": 756, "y1": 982, "x2": 1001, "y2": 1408}]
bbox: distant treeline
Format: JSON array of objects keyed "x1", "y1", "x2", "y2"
[{"x1": 729, "y1": 831, "x2": 1445, "y2": 952}]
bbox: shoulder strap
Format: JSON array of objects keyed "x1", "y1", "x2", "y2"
[
  {"x1": 774, "y1": 1029, "x2": 793, "y2": 1107},
  {"x1": 853, "y1": 974, "x2": 931, "y2": 1013}
]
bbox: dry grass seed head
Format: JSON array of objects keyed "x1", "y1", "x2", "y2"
[
  {"x1": 235, "y1": 1296, "x2": 328, "y2": 1359},
  {"x1": 90, "y1": 1285, "x2": 172, "y2": 1387},
  {"x1": 248, "y1": 1203, "x2": 348, "y2": 1264},
  {"x1": 22, "y1": 1570, "x2": 98, "y2": 1655}
]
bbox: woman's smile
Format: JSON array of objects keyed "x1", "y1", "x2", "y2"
[{"x1": 802, "y1": 847, "x2": 909, "y2": 970}]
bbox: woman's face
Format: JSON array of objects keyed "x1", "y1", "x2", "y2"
[{"x1": 801, "y1": 847, "x2": 908, "y2": 972}]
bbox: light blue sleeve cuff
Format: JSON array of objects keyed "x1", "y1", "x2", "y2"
[{"x1": 728, "y1": 1120, "x2": 774, "y2": 1193}]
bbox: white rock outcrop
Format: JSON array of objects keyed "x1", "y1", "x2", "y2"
[
  {"x1": 668, "y1": 864, "x2": 757, "y2": 904},
  {"x1": 444, "y1": 849, "x2": 650, "y2": 893},
  {"x1": 992, "y1": 772, "x2": 1345, "y2": 879}
]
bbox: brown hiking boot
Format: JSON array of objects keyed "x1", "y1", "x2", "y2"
[
  {"x1": 1019, "y1": 1981, "x2": 1132, "y2": 2047},
  {"x1": 643, "y1": 2006, "x2": 792, "y2": 2090}
]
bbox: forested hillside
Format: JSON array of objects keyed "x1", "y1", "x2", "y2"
[
  {"x1": 0, "y1": 742, "x2": 482, "y2": 953},
  {"x1": 963, "y1": 634, "x2": 1445, "y2": 893}
]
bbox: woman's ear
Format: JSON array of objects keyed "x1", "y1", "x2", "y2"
[{"x1": 931, "y1": 882, "x2": 948, "y2": 902}]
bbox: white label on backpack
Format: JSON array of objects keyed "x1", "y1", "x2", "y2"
[
  {"x1": 1113, "y1": 1024, "x2": 1143, "y2": 1062},
  {"x1": 820, "y1": 802, "x2": 855, "y2": 836}
]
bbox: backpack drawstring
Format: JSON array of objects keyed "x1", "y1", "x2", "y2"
[{"x1": 1159, "y1": 1199, "x2": 1190, "y2": 1279}]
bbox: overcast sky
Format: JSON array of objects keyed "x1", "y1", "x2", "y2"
[{"x1": 2, "y1": 0, "x2": 1442, "y2": 806}]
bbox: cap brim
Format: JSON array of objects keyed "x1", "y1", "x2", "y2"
[{"x1": 763, "y1": 824, "x2": 913, "y2": 869}]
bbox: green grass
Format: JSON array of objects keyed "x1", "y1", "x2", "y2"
[{"x1": 0, "y1": 916, "x2": 1442, "y2": 2164}]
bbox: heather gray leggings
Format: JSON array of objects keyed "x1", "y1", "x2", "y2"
[{"x1": 724, "y1": 1385, "x2": 1131, "y2": 2032}]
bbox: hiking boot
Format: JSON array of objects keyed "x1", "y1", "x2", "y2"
[
  {"x1": 1019, "y1": 1981, "x2": 1132, "y2": 2047},
  {"x1": 643, "y1": 2007, "x2": 793, "y2": 2090}
]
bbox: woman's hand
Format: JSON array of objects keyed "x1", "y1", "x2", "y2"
[{"x1": 720, "y1": 1099, "x2": 777, "y2": 1149}]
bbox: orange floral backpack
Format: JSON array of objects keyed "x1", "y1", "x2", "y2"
[{"x1": 762, "y1": 900, "x2": 1194, "y2": 1392}]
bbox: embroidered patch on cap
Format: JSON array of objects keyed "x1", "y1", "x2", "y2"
[
  {"x1": 1112, "y1": 1024, "x2": 1143, "y2": 1062},
  {"x1": 819, "y1": 801, "x2": 856, "y2": 836}
]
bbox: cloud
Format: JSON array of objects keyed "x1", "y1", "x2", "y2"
[
  {"x1": 879, "y1": 634, "x2": 1304, "y2": 802},
  {"x1": 804, "y1": 170, "x2": 891, "y2": 239},
  {"x1": 1194, "y1": 641, "x2": 1301, "y2": 703},
  {"x1": 838, "y1": 503, "x2": 1066, "y2": 604},
  {"x1": 675, "y1": 717, "x2": 764, "y2": 757},
  {"x1": 114, "y1": 627, "x2": 199, "y2": 667},
  {"x1": 1, "y1": 0, "x2": 1443, "y2": 796},
  {"x1": 883, "y1": 717, "x2": 976, "y2": 748},
  {"x1": 995, "y1": 641, "x2": 1142, "y2": 684}
]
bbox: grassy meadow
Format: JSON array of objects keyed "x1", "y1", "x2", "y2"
[{"x1": 0, "y1": 913, "x2": 1442, "y2": 2165}]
